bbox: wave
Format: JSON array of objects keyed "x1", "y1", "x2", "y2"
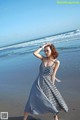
[{"x1": 0, "y1": 29, "x2": 80, "y2": 58}]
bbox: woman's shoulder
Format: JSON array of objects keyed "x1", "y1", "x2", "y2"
[{"x1": 54, "y1": 59, "x2": 60, "y2": 64}]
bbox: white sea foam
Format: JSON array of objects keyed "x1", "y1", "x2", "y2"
[{"x1": 0, "y1": 29, "x2": 80, "y2": 58}]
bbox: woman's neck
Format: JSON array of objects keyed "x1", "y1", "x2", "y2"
[{"x1": 47, "y1": 56, "x2": 55, "y2": 61}]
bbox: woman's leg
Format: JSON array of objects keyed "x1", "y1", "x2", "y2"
[{"x1": 23, "y1": 112, "x2": 29, "y2": 120}]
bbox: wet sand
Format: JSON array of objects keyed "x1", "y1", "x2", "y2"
[{"x1": 0, "y1": 50, "x2": 80, "y2": 120}]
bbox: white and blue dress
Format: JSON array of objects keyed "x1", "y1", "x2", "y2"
[{"x1": 24, "y1": 60, "x2": 68, "y2": 115}]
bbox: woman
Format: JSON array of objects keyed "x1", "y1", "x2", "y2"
[{"x1": 23, "y1": 43, "x2": 68, "y2": 120}]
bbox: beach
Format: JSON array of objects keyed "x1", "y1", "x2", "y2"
[
  {"x1": 0, "y1": 0, "x2": 80, "y2": 119},
  {"x1": 0, "y1": 33, "x2": 80, "y2": 120},
  {"x1": 0, "y1": 50, "x2": 80, "y2": 120}
]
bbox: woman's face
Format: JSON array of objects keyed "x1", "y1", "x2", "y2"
[{"x1": 44, "y1": 46, "x2": 52, "y2": 57}]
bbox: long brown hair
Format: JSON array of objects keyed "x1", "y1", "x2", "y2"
[{"x1": 44, "y1": 44, "x2": 58, "y2": 59}]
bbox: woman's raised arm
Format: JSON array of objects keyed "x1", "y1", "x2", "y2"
[
  {"x1": 33, "y1": 46, "x2": 44, "y2": 60},
  {"x1": 33, "y1": 43, "x2": 50, "y2": 60}
]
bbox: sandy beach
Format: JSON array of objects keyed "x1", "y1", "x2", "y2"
[{"x1": 0, "y1": 47, "x2": 80, "y2": 120}]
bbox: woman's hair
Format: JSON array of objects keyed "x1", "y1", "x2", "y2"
[{"x1": 44, "y1": 44, "x2": 58, "y2": 59}]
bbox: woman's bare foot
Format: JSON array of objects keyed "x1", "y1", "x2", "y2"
[{"x1": 54, "y1": 115, "x2": 59, "y2": 120}]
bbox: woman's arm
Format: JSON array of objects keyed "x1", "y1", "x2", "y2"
[
  {"x1": 33, "y1": 43, "x2": 50, "y2": 60},
  {"x1": 33, "y1": 46, "x2": 44, "y2": 60},
  {"x1": 51, "y1": 60, "x2": 60, "y2": 84}
]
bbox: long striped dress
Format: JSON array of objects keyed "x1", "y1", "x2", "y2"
[{"x1": 24, "y1": 60, "x2": 68, "y2": 115}]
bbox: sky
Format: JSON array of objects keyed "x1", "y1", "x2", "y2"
[{"x1": 0, "y1": 0, "x2": 80, "y2": 47}]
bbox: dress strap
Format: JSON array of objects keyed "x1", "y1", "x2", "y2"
[
  {"x1": 53, "y1": 59, "x2": 57, "y2": 62},
  {"x1": 51, "y1": 59, "x2": 57, "y2": 66}
]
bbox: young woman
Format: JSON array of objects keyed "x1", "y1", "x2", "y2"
[{"x1": 23, "y1": 43, "x2": 68, "y2": 120}]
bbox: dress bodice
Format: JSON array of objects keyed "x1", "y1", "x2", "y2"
[
  {"x1": 39, "y1": 61, "x2": 55, "y2": 76},
  {"x1": 38, "y1": 60, "x2": 61, "y2": 83}
]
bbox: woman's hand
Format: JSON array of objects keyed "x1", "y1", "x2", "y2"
[
  {"x1": 42, "y1": 42, "x2": 51, "y2": 49},
  {"x1": 51, "y1": 75, "x2": 56, "y2": 84}
]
